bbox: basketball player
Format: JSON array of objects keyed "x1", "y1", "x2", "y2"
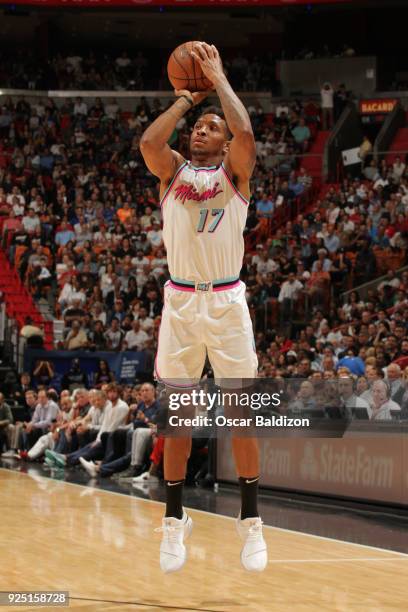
[{"x1": 140, "y1": 42, "x2": 267, "y2": 573}]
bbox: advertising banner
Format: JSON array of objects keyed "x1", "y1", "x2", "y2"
[
  {"x1": 359, "y1": 99, "x2": 398, "y2": 114},
  {"x1": 24, "y1": 349, "x2": 146, "y2": 389},
  {"x1": 217, "y1": 433, "x2": 408, "y2": 506}
]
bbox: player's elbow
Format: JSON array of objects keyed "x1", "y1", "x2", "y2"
[{"x1": 140, "y1": 134, "x2": 153, "y2": 152}]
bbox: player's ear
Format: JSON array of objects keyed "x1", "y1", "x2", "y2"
[{"x1": 223, "y1": 140, "x2": 231, "y2": 155}]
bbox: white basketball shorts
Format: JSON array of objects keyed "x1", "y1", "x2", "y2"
[{"x1": 155, "y1": 280, "x2": 258, "y2": 385}]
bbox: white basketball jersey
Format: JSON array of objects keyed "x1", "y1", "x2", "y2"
[{"x1": 161, "y1": 161, "x2": 249, "y2": 282}]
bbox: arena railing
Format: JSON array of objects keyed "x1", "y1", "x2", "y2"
[{"x1": 341, "y1": 264, "x2": 408, "y2": 303}]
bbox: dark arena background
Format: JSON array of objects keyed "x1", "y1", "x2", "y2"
[{"x1": 0, "y1": 0, "x2": 407, "y2": 610}]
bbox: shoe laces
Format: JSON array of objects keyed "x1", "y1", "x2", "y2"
[
  {"x1": 246, "y1": 520, "x2": 263, "y2": 541},
  {"x1": 155, "y1": 518, "x2": 184, "y2": 543}
]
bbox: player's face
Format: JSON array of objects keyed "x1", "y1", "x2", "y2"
[{"x1": 190, "y1": 114, "x2": 228, "y2": 157}]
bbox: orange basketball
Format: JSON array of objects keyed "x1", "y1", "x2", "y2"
[{"x1": 167, "y1": 41, "x2": 213, "y2": 92}]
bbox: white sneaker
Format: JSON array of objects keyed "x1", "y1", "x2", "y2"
[
  {"x1": 156, "y1": 510, "x2": 193, "y2": 573},
  {"x1": 1, "y1": 450, "x2": 19, "y2": 458},
  {"x1": 79, "y1": 457, "x2": 99, "y2": 478},
  {"x1": 236, "y1": 515, "x2": 268, "y2": 572},
  {"x1": 132, "y1": 471, "x2": 159, "y2": 484}
]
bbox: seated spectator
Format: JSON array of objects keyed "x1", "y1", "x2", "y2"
[
  {"x1": 45, "y1": 384, "x2": 128, "y2": 468},
  {"x1": 278, "y1": 272, "x2": 303, "y2": 319},
  {"x1": 21, "y1": 395, "x2": 74, "y2": 461},
  {"x1": 21, "y1": 389, "x2": 59, "y2": 450},
  {"x1": 22, "y1": 208, "x2": 40, "y2": 235},
  {"x1": 337, "y1": 376, "x2": 371, "y2": 418},
  {"x1": 256, "y1": 192, "x2": 274, "y2": 218},
  {"x1": 64, "y1": 320, "x2": 89, "y2": 350},
  {"x1": 78, "y1": 382, "x2": 159, "y2": 479},
  {"x1": 369, "y1": 379, "x2": 400, "y2": 420},
  {"x1": 385, "y1": 363, "x2": 405, "y2": 404},
  {"x1": 288, "y1": 381, "x2": 318, "y2": 413},
  {"x1": 20, "y1": 316, "x2": 44, "y2": 347},
  {"x1": 123, "y1": 319, "x2": 149, "y2": 351}
]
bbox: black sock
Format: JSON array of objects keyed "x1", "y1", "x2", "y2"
[
  {"x1": 165, "y1": 480, "x2": 185, "y2": 519},
  {"x1": 239, "y1": 476, "x2": 260, "y2": 519}
]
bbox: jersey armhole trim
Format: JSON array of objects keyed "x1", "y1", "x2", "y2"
[
  {"x1": 160, "y1": 161, "x2": 188, "y2": 207},
  {"x1": 221, "y1": 162, "x2": 250, "y2": 206}
]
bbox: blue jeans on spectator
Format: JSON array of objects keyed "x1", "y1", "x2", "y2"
[
  {"x1": 99, "y1": 452, "x2": 132, "y2": 477},
  {"x1": 98, "y1": 428, "x2": 134, "y2": 477},
  {"x1": 66, "y1": 432, "x2": 114, "y2": 466},
  {"x1": 54, "y1": 430, "x2": 73, "y2": 454}
]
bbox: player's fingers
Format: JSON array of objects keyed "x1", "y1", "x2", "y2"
[
  {"x1": 191, "y1": 49, "x2": 204, "y2": 65},
  {"x1": 196, "y1": 43, "x2": 209, "y2": 61},
  {"x1": 192, "y1": 43, "x2": 206, "y2": 62},
  {"x1": 210, "y1": 45, "x2": 219, "y2": 59}
]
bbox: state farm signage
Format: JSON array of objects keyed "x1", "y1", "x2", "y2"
[
  {"x1": 300, "y1": 441, "x2": 393, "y2": 488},
  {"x1": 360, "y1": 99, "x2": 397, "y2": 114},
  {"x1": 217, "y1": 434, "x2": 407, "y2": 506}
]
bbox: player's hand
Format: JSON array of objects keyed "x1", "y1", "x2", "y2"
[
  {"x1": 174, "y1": 89, "x2": 212, "y2": 106},
  {"x1": 191, "y1": 42, "x2": 224, "y2": 86}
]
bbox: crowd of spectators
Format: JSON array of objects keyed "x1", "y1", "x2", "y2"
[
  {"x1": 0, "y1": 93, "x2": 318, "y2": 356},
  {"x1": 0, "y1": 49, "x2": 276, "y2": 93},
  {"x1": 0, "y1": 89, "x2": 406, "y2": 411},
  {"x1": 0, "y1": 382, "x2": 210, "y2": 485}
]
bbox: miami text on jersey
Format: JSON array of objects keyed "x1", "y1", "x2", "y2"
[{"x1": 174, "y1": 182, "x2": 224, "y2": 205}]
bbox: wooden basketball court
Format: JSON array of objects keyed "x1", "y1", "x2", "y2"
[{"x1": 1, "y1": 468, "x2": 407, "y2": 611}]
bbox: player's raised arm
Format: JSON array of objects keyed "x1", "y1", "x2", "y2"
[
  {"x1": 140, "y1": 91, "x2": 209, "y2": 187},
  {"x1": 191, "y1": 43, "x2": 256, "y2": 185}
]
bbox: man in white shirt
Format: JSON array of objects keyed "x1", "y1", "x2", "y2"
[
  {"x1": 22, "y1": 209, "x2": 40, "y2": 234},
  {"x1": 320, "y1": 82, "x2": 334, "y2": 130},
  {"x1": 73, "y1": 97, "x2": 88, "y2": 117},
  {"x1": 150, "y1": 250, "x2": 167, "y2": 280},
  {"x1": 6, "y1": 186, "x2": 25, "y2": 206},
  {"x1": 378, "y1": 270, "x2": 401, "y2": 292},
  {"x1": 131, "y1": 250, "x2": 150, "y2": 272},
  {"x1": 338, "y1": 376, "x2": 371, "y2": 418},
  {"x1": 116, "y1": 52, "x2": 131, "y2": 68},
  {"x1": 392, "y1": 157, "x2": 406, "y2": 181},
  {"x1": 278, "y1": 272, "x2": 303, "y2": 319},
  {"x1": 135, "y1": 306, "x2": 154, "y2": 332},
  {"x1": 123, "y1": 320, "x2": 149, "y2": 351},
  {"x1": 275, "y1": 102, "x2": 289, "y2": 117},
  {"x1": 66, "y1": 55, "x2": 83, "y2": 71},
  {"x1": 105, "y1": 98, "x2": 120, "y2": 120}
]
